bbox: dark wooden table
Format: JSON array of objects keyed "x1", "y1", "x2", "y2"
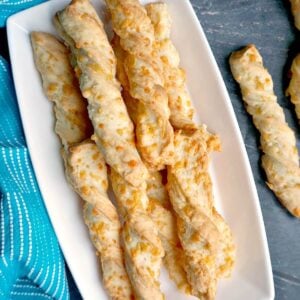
[{"x1": 1, "y1": 1, "x2": 299, "y2": 299}]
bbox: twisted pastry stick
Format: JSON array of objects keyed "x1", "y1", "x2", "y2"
[
  {"x1": 167, "y1": 128, "x2": 235, "y2": 300},
  {"x1": 31, "y1": 32, "x2": 133, "y2": 299},
  {"x1": 31, "y1": 31, "x2": 93, "y2": 147},
  {"x1": 230, "y1": 45, "x2": 300, "y2": 218},
  {"x1": 112, "y1": 24, "x2": 233, "y2": 294},
  {"x1": 286, "y1": 54, "x2": 300, "y2": 122},
  {"x1": 145, "y1": 3, "x2": 195, "y2": 129},
  {"x1": 146, "y1": 171, "x2": 192, "y2": 295},
  {"x1": 106, "y1": 0, "x2": 174, "y2": 170},
  {"x1": 112, "y1": 38, "x2": 190, "y2": 292},
  {"x1": 55, "y1": 1, "x2": 165, "y2": 298},
  {"x1": 54, "y1": 0, "x2": 148, "y2": 187},
  {"x1": 112, "y1": 36, "x2": 189, "y2": 292},
  {"x1": 290, "y1": 0, "x2": 300, "y2": 30},
  {"x1": 110, "y1": 170, "x2": 164, "y2": 300},
  {"x1": 64, "y1": 142, "x2": 134, "y2": 299}
]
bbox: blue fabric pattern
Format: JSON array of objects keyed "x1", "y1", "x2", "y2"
[
  {"x1": 0, "y1": 47, "x2": 69, "y2": 299},
  {"x1": 0, "y1": 0, "x2": 46, "y2": 27}
]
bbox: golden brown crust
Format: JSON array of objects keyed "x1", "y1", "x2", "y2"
[
  {"x1": 106, "y1": 0, "x2": 174, "y2": 170},
  {"x1": 167, "y1": 128, "x2": 235, "y2": 299},
  {"x1": 230, "y1": 44, "x2": 300, "y2": 218},
  {"x1": 286, "y1": 53, "x2": 300, "y2": 122},
  {"x1": 110, "y1": 169, "x2": 165, "y2": 300},
  {"x1": 145, "y1": 3, "x2": 196, "y2": 129},
  {"x1": 31, "y1": 31, "x2": 92, "y2": 147},
  {"x1": 146, "y1": 171, "x2": 192, "y2": 295},
  {"x1": 112, "y1": 36, "x2": 188, "y2": 292},
  {"x1": 31, "y1": 31, "x2": 133, "y2": 299},
  {"x1": 64, "y1": 141, "x2": 134, "y2": 300},
  {"x1": 290, "y1": 0, "x2": 300, "y2": 30},
  {"x1": 55, "y1": 1, "x2": 166, "y2": 298},
  {"x1": 55, "y1": 0, "x2": 148, "y2": 187}
]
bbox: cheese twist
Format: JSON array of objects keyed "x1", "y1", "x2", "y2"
[
  {"x1": 31, "y1": 31, "x2": 93, "y2": 147},
  {"x1": 105, "y1": 0, "x2": 174, "y2": 170},
  {"x1": 167, "y1": 128, "x2": 235, "y2": 300},
  {"x1": 145, "y1": 3, "x2": 196, "y2": 129},
  {"x1": 286, "y1": 53, "x2": 300, "y2": 122},
  {"x1": 112, "y1": 35, "x2": 188, "y2": 294},
  {"x1": 146, "y1": 171, "x2": 192, "y2": 295},
  {"x1": 290, "y1": 0, "x2": 300, "y2": 30},
  {"x1": 54, "y1": 1, "x2": 166, "y2": 298},
  {"x1": 111, "y1": 170, "x2": 165, "y2": 300},
  {"x1": 31, "y1": 32, "x2": 133, "y2": 299},
  {"x1": 54, "y1": 0, "x2": 148, "y2": 187},
  {"x1": 230, "y1": 44, "x2": 300, "y2": 218},
  {"x1": 64, "y1": 142, "x2": 134, "y2": 300}
]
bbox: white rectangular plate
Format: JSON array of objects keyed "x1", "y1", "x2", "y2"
[{"x1": 7, "y1": 0, "x2": 274, "y2": 299}]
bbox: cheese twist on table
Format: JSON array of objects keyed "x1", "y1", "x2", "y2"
[
  {"x1": 230, "y1": 44, "x2": 300, "y2": 218},
  {"x1": 286, "y1": 53, "x2": 300, "y2": 122},
  {"x1": 290, "y1": 0, "x2": 300, "y2": 30},
  {"x1": 167, "y1": 128, "x2": 235, "y2": 300},
  {"x1": 105, "y1": 0, "x2": 174, "y2": 170},
  {"x1": 145, "y1": 3, "x2": 196, "y2": 129},
  {"x1": 31, "y1": 32, "x2": 133, "y2": 299},
  {"x1": 54, "y1": 0, "x2": 148, "y2": 187}
]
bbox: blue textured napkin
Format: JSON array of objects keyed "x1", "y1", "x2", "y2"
[
  {"x1": 0, "y1": 0, "x2": 46, "y2": 27},
  {"x1": 0, "y1": 1, "x2": 70, "y2": 299}
]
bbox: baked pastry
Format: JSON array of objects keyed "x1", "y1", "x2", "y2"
[
  {"x1": 286, "y1": 53, "x2": 300, "y2": 122},
  {"x1": 290, "y1": 0, "x2": 300, "y2": 30},
  {"x1": 31, "y1": 31, "x2": 92, "y2": 147},
  {"x1": 55, "y1": 2, "x2": 166, "y2": 298},
  {"x1": 31, "y1": 31, "x2": 133, "y2": 299},
  {"x1": 106, "y1": 0, "x2": 174, "y2": 170},
  {"x1": 112, "y1": 34, "x2": 190, "y2": 292},
  {"x1": 112, "y1": 33, "x2": 189, "y2": 292},
  {"x1": 167, "y1": 128, "x2": 235, "y2": 299},
  {"x1": 146, "y1": 171, "x2": 191, "y2": 294},
  {"x1": 110, "y1": 169, "x2": 165, "y2": 300},
  {"x1": 54, "y1": 0, "x2": 148, "y2": 187},
  {"x1": 64, "y1": 141, "x2": 134, "y2": 299},
  {"x1": 145, "y1": 3, "x2": 196, "y2": 129},
  {"x1": 230, "y1": 44, "x2": 300, "y2": 217}
]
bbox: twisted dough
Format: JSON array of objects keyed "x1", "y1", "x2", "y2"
[
  {"x1": 64, "y1": 142, "x2": 134, "y2": 299},
  {"x1": 145, "y1": 3, "x2": 195, "y2": 129},
  {"x1": 106, "y1": 0, "x2": 174, "y2": 170},
  {"x1": 286, "y1": 54, "x2": 300, "y2": 122},
  {"x1": 230, "y1": 44, "x2": 300, "y2": 218},
  {"x1": 112, "y1": 38, "x2": 190, "y2": 293},
  {"x1": 146, "y1": 171, "x2": 192, "y2": 295},
  {"x1": 54, "y1": 0, "x2": 148, "y2": 187},
  {"x1": 110, "y1": 169, "x2": 164, "y2": 300},
  {"x1": 167, "y1": 128, "x2": 235, "y2": 300},
  {"x1": 55, "y1": 1, "x2": 166, "y2": 298},
  {"x1": 112, "y1": 35, "x2": 189, "y2": 293},
  {"x1": 290, "y1": 0, "x2": 300, "y2": 30},
  {"x1": 31, "y1": 32, "x2": 93, "y2": 147},
  {"x1": 31, "y1": 32, "x2": 133, "y2": 299}
]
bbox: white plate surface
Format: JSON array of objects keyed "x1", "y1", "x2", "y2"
[{"x1": 7, "y1": 0, "x2": 274, "y2": 299}]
